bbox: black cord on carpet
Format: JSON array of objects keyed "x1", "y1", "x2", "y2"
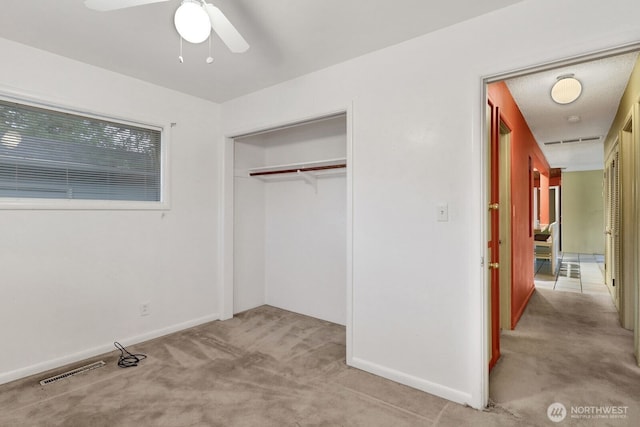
[{"x1": 114, "y1": 342, "x2": 147, "y2": 368}]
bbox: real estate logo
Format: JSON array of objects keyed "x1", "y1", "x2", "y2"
[
  {"x1": 547, "y1": 402, "x2": 567, "y2": 423},
  {"x1": 546, "y1": 402, "x2": 629, "y2": 422}
]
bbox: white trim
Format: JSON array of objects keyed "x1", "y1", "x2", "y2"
[
  {"x1": 218, "y1": 136, "x2": 234, "y2": 320},
  {"x1": 0, "y1": 312, "x2": 220, "y2": 386},
  {"x1": 225, "y1": 110, "x2": 350, "y2": 140},
  {"x1": 483, "y1": 41, "x2": 640, "y2": 84},
  {"x1": 345, "y1": 102, "x2": 354, "y2": 366},
  {"x1": 350, "y1": 357, "x2": 473, "y2": 406},
  {"x1": 0, "y1": 199, "x2": 170, "y2": 211},
  {"x1": 0, "y1": 85, "x2": 165, "y2": 132},
  {"x1": 473, "y1": 80, "x2": 490, "y2": 410}
]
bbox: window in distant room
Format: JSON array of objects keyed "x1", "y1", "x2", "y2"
[{"x1": 0, "y1": 98, "x2": 161, "y2": 203}]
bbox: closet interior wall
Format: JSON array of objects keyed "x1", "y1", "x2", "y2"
[{"x1": 233, "y1": 116, "x2": 347, "y2": 325}]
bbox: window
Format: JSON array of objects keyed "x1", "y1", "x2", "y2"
[{"x1": 0, "y1": 98, "x2": 162, "y2": 203}]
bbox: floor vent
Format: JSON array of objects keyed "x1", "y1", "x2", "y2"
[
  {"x1": 39, "y1": 361, "x2": 106, "y2": 385},
  {"x1": 559, "y1": 262, "x2": 581, "y2": 279}
]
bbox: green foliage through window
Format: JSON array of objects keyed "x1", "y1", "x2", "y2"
[{"x1": 0, "y1": 99, "x2": 161, "y2": 201}]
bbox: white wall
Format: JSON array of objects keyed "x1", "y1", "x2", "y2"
[
  {"x1": 3, "y1": 0, "x2": 640, "y2": 410},
  {"x1": 234, "y1": 117, "x2": 347, "y2": 324},
  {"x1": 561, "y1": 170, "x2": 605, "y2": 254},
  {"x1": 221, "y1": 0, "x2": 640, "y2": 408},
  {"x1": 0, "y1": 38, "x2": 221, "y2": 384}
]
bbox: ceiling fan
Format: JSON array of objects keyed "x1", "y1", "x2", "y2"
[{"x1": 84, "y1": 0, "x2": 249, "y2": 53}]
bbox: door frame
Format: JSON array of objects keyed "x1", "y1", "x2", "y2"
[
  {"x1": 218, "y1": 105, "x2": 355, "y2": 360},
  {"x1": 487, "y1": 107, "x2": 514, "y2": 371},
  {"x1": 620, "y1": 113, "x2": 637, "y2": 330},
  {"x1": 604, "y1": 140, "x2": 621, "y2": 308},
  {"x1": 499, "y1": 120, "x2": 513, "y2": 331},
  {"x1": 487, "y1": 99, "x2": 500, "y2": 371},
  {"x1": 480, "y1": 42, "x2": 640, "y2": 406},
  {"x1": 635, "y1": 101, "x2": 640, "y2": 363}
]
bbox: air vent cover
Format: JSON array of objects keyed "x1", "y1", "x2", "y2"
[
  {"x1": 39, "y1": 361, "x2": 106, "y2": 385},
  {"x1": 543, "y1": 136, "x2": 601, "y2": 145}
]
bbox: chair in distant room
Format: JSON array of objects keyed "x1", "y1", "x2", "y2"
[{"x1": 534, "y1": 222, "x2": 559, "y2": 274}]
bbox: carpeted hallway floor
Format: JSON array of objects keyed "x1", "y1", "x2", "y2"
[
  {"x1": 490, "y1": 289, "x2": 640, "y2": 426},
  {"x1": 1, "y1": 287, "x2": 639, "y2": 426}
]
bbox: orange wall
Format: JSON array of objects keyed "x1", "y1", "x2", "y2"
[
  {"x1": 535, "y1": 176, "x2": 562, "y2": 187},
  {"x1": 488, "y1": 81, "x2": 550, "y2": 329}
]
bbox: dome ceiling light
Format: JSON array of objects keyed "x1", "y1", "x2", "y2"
[
  {"x1": 551, "y1": 74, "x2": 582, "y2": 105},
  {"x1": 174, "y1": 0, "x2": 212, "y2": 44}
]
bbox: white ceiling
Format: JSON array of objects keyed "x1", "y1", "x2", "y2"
[
  {"x1": 1, "y1": 1, "x2": 633, "y2": 172},
  {"x1": 505, "y1": 51, "x2": 639, "y2": 172},
  {"x1": 0, "y1": 0, "x2": 523, "y2": 103}
]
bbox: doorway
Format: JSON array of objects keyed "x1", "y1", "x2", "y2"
[
  {"x1": 482, "y1": 44, "x2": 640, "y2": 405},
  {"x1": 232, "y1": 114, "x2": 347, "y2": 324},
  {"x1": 219, "y1": 108, "x2": 355, "y2": 362}
]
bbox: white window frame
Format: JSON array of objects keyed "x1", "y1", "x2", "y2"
[{"x1": 0, "y1": 90, "x2": 170, "y2": 211}]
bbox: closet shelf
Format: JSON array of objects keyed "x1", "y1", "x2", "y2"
[{"x1": 247, "y1": 158, "x2": 346, "y2": 179}]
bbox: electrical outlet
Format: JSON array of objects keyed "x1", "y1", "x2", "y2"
[{"x1": 140, "y1": 302, "x2": 150, "y2": 317}]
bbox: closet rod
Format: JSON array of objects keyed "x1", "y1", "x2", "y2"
[{"x1": 249, "y1": 164, "x2": 346, "y2": 177}]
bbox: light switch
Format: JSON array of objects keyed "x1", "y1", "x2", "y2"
[{"x1": 437, "y1": 203, "x2": 448, "y2": 222}]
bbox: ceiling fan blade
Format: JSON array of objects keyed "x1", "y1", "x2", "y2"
[
  {"x1": 204, "y1": 3, "x2": 249, "y2": 53},
  {"x1": 84, "y1": 0, "x2": 170, "y2": 12}
]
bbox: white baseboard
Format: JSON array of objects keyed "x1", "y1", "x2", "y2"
[
  {"x1": 0, "y1": 312, "x2": 220, "y2": 386},
  {"x1": 349, "y1": 356, "x2": 476, "y2": 408}
]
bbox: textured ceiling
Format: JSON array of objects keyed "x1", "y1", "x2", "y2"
[
  {"x1": 505, "y1": 51, "x2": 639, "y2": 172},
  {"x1": 0, "y1": 0, "x2": 523, "y2": 103}
]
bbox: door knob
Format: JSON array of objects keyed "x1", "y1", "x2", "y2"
[
  {"x1": 488, "y1": 203, "x2": 499, "y2": 210},
  {"x1": 489, "y1": 262, "x2": 499, "y2": 269}
]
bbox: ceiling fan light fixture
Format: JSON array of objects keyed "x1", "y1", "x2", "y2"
[
  {"x1": 551, "y1": 74, "x2": 582, "y2": 105},
  {"x1": 174, "y1": 0, "x2": 211, "y2": 44}
]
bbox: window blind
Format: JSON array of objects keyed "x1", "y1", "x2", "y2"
[{"x1": 0, "y1": 99, "x2": 161, "y2": 201}]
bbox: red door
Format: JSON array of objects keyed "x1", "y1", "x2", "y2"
[{"x1": 488, "y1": 101, "x2": 501, "y2": 370}]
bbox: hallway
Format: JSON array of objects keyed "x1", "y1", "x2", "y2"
[{"x1": 489, "y1": 257, "x2": 640, "y2": 425}]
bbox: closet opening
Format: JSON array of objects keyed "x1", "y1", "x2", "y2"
[{"x1": 231, "y1": 113, "x2": 349, "y2": 327}]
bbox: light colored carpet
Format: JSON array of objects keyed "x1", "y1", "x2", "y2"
[
  {"x1": 1, "y1": 291, "x2": 639, "y2": 426},
  {"x1": 490, "y1": 288, "x2": 640, "y2": 426}
]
